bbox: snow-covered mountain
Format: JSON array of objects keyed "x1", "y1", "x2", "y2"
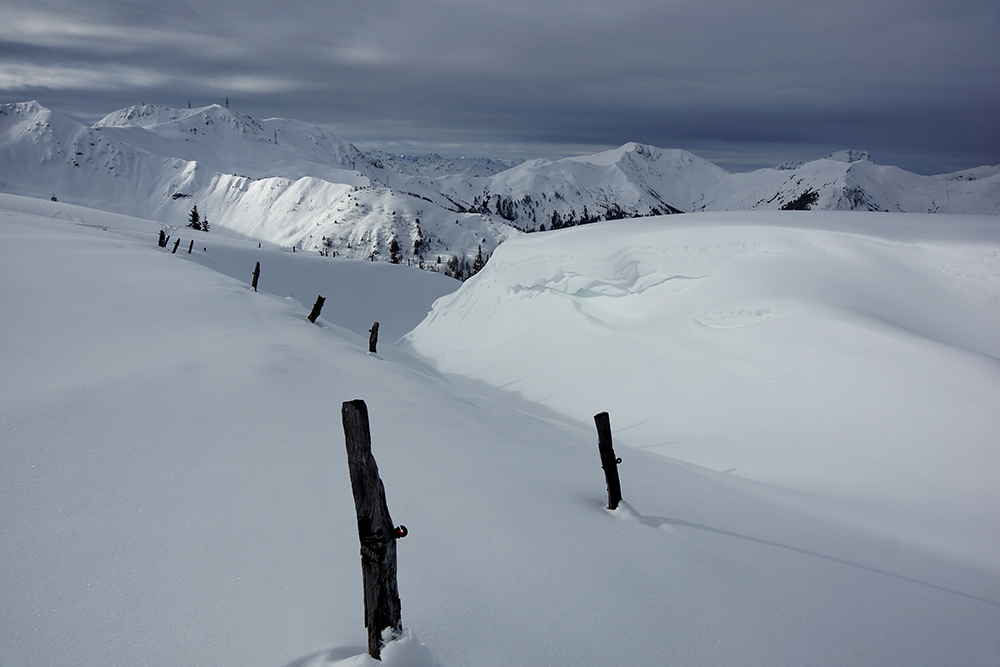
[
  {"x1": 0, "y1": 101, "x2": 514, "y2": 269},
  {"x1": 442, "y1": 144, "x2": 1000, "y2": 231},
  {"x1": 2, "y1": 101, "x2": 997, "y2": 271},
  {"x1": 93, "y1": 103, "x2": 382, "y2": 183},
  {"x1": 364, "y1": 149, "x2": 523, "y2": 178}
]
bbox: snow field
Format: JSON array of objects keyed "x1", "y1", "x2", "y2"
[
  {"x1": 3, "y1": 196, "x2": 1000, "y2": 666},
  {"x1": 403, "y1": 211, "x2": 1000, "y2": 573}
]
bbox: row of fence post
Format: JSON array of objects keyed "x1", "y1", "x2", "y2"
[
  {"x1": 341, "y1": 400, "x2": 624, "y2": 660},
  {"x1": 157, "y1": 235, "x2": 381, "y2": 351},
  {"x1": 158, "y1": 230, "x2": 204, "y2": 254},
  {"x1": 157, "y1": 229, "x2": 623, "y2": 660},
  {"x1": 247, "y1": 262, "x2": 379, "y2": 351}
]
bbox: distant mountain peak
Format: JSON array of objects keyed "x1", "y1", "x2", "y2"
[
  {"x1": 2, "y1": 100, "x2": 999, "y2": 272},
  {"x1": 822, "y1": 150, "x2": 873, "y2": 164},
  {"x1": 774, "y1": 160, "x2": 805, "y2": 171}
]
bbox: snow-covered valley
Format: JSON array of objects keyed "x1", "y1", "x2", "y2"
[{"x1": 2, "y1": 192, "x2": 999, "y2": 666}]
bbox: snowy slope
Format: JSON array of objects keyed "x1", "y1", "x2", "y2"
[
  {"x1": 4, "y1": 194, "x2": 1000, "y2": 667},
  {"x1": 715, "y1": 151, "x2": 1000, "y2": 214},
  {"x1": 436, "y1": 144, "x2": 728, "y2": 229},
  {"x1": 0, "y1": 102, "x2": 516, "y2": 266},
  {"x1": 3, "y1": 195, "x2": 1000, "y2": 667},
  {"x1": 454, "y1": 145, "x2": 1000, "y2": 230},
  {"x1": 402, "y1": 211, "x2": 1000, "y2": 574},
  {"x1": 94, "y1": 104, "x2": 382, "y2": 183}
]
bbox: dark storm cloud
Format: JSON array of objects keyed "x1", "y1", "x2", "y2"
[{"x1": 2, "y1": 0, "x2": 997, "y2": 173}]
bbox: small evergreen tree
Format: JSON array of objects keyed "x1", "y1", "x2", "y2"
[
  {"x1": 389, "y1": 238, "x2": 401, "y2": 264},
  {"x1": 187, "y1": 205, "x2": 201, "y2": 231},
  {"x1": 472, "y1": 243, "x2": 485, "y2": 274},
  {"x1": 201, "y1": 216, "x2": 209, "y2": 233}
]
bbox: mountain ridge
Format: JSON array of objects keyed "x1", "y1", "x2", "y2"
[{"x1": 2, "y1": 101, "x2": 997, "y2": 271}]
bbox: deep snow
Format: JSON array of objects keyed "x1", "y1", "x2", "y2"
[
  {"x1": 3, "y1": 194, "x2": 1000, "y2": 667},
  {"x1": 402, "y1": 211, "x2": 1000, "y2": 574}
]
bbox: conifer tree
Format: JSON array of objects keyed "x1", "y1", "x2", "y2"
[
  {"x1": 472, "y1": 243, "x2": 485, "y2": 274},
  {"x1": 187, "y1": 205, "x2": 201, "y2": 231}
]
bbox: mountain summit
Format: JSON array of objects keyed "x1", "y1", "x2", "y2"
[{"x1": 2, "y1": 102, "x2": 998, "y2": 269}]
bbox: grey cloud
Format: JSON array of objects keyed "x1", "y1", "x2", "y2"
[{"x1": 1, "y1": 0, "x2": 997, "y2": 173}]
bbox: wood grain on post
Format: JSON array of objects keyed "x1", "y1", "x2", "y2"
[
  {"x1": 369, "y1": 322, "x2": 379, "y2": 354},
  {"x1": 307, "y1": 295, "x2": 325, "y2": 323},
  {"x1": 342, "y1": 399, "x2": 403, "y2": 660},
  {"x1": 595, "y1": 411, "x2": 623, "y2": 510}
]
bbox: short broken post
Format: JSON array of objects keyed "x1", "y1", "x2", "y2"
[
  {"x1": 307, "y1": 295, "x2": 325, "y2": 323},
  {"x1": 188, "y1": 239, "x2": 194, "y2": 254},
  {"x1": 595, "y1": 411, "x2": 623, "y2": 510},
  {"x1": 342, "y1": 399, "x2": 405, "y2": 660},
  {"x1": 368, "y1": 322, "x2": 379, "y2": 354},
  {"x1": 158, "y1": 230, "x2": 166, "y2": 247},
  {"x1": 251, "y1": 261, "x2": 260, "y2": 292}
]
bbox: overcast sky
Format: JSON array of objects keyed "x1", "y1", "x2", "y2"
[{"x1": 2, "y1": 0, "x2": 998, "y2": 173}]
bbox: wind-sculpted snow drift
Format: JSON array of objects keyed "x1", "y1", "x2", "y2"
[{"x1": 402, "y1": 211, "x2": 1000, "y2": 573}]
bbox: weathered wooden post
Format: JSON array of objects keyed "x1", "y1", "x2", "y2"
[
  {"x1": 595, "y1": 411, "x2": 623, "y2": 510},
  {"x1": 171, "y1": 238, "x2": 181, "y2": 254},
  {"x1": 342, "y1": 399, "x2": 406, "y2": 660},
  {"x1": 158, "y1": 230, "x2": 166, "y2": 247},
  {"x1": 188, "y1": 239, "x2": 194, "y2": 254},
  {"x1": 307, "y1": 295, "x2": 325, "y2": 323},
  {"x1": 368, "y1": 322, "x2": 379, "y2": 354},
  {"x1": 251, "y1": 261, "x2": 260, "y2": 292}
]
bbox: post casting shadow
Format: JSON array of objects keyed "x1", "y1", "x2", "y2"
[{"x1": 616, "y1": 500, "x2": 1000, "y2": 608}]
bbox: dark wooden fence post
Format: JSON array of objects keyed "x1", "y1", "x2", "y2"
[
  {"x1": 188, "y1": 239, "x2": 194, "y2": 254},
  {"x1": 342, "y1": 399, "x2": 405, "y2": 660},
  {"x1": 251, "y1": 262, "x2": 260, "y2": 292},
  {"x1": 158, "y1": 230, "x2": 166, "y2": 247},
  {"x1": 307, "y1": 295, "x2": 325, "y2": 323},
  {"x1": 595, "y1": 412, "x2": 623, "y2": 510},
  {"x1": 369, "y1": 322, "x2": 379, "y2": 353},
  {"x1": 171, "y1": 238, "x2": 181, "y2": 254}
]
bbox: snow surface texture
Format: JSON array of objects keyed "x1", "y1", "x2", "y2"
[
  {"x1": 2, "y1": 102, "x2": 998, "y2": 271},
  {"x1": 3, "y1": 194, "x2": 1000, "y2": 666},
  {"x1": 402, "y1": 211, "x2": 1000, "y2": 574}
]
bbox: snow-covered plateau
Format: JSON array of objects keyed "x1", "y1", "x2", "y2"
[{"x1": 2, "y1": 192, "x2": 1000, "y2": 667}]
